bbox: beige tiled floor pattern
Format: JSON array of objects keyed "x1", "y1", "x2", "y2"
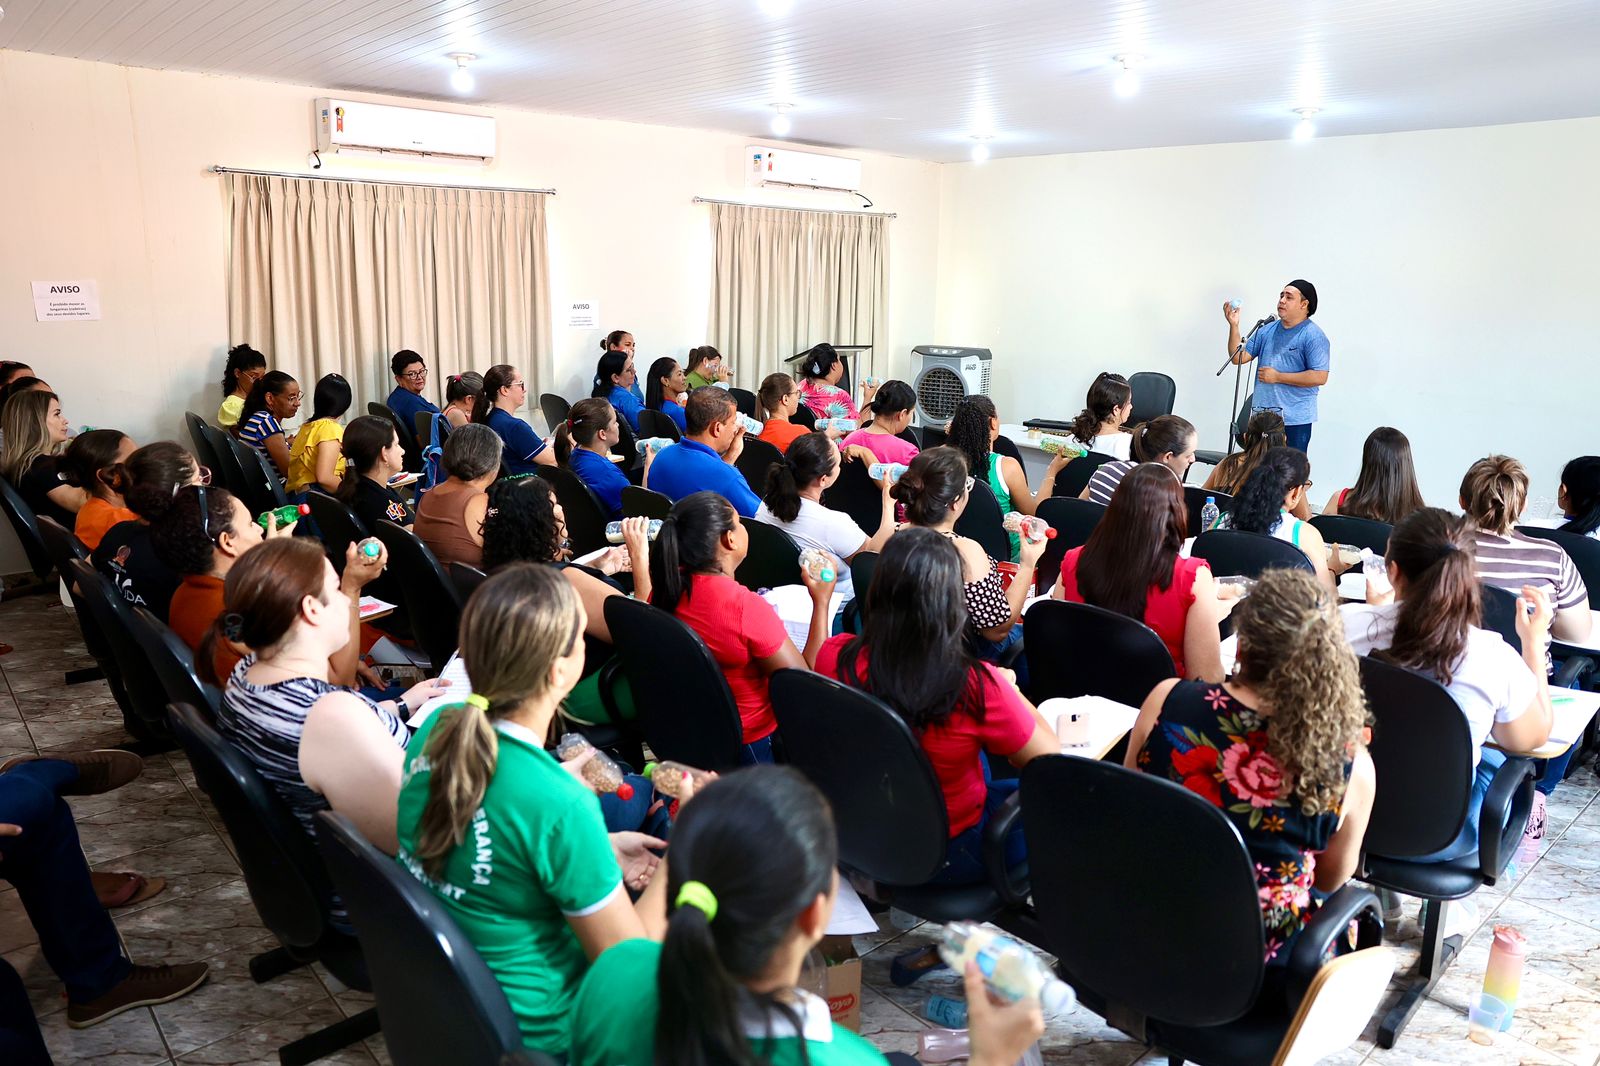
[{"x1": 2, "y1": 591, "x2": 1599, "y2": 1064}]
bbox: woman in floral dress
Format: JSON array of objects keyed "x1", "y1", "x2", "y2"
[{"x1": 1126, "y1": 567, "x2": 1376, "y2": 984}]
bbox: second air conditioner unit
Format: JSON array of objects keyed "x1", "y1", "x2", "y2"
[
  {"x1": 746, "y1": 145, "x2": 863, "y2": 193},
  {"x1": 910, "y1": 346, "x2": 993, "y2": 429},
  {"x1": 316, "y1": 98, "x2": 497, "y2": 163}
]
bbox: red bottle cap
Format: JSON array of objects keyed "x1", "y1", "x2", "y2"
[
  {"x1": 616, "y1": 782, "x2": 635, "y2": 801},
  {"x1": 296, "y1": 504, "x2": 311, "y2": 515},
  {"x1": 1043, "y1": 528, "x2": 1058, "y2": 540}
]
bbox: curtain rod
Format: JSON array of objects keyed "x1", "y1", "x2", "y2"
[
  {"x1": 692, "y1": 196, "x2": 895, "y2": 219},
  {"x1": 211, "y1": 165, "x2": 554, "y2": 196}
]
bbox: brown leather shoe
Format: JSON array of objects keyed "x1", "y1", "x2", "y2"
[
  {"x1": 67, "y1": 962, "x2": 209, "y2": 1028},
  {"x1": 0, "y1": 750, "x2": 144, "y2": 795}
]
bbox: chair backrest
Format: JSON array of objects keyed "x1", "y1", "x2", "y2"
[
  {"x1": 412, "y1": 410, "x2": 434, "y2": 450},
  {"x1": 313, "y1": 812, "x2": 549, "y2": 1066},
  {"x1": 637, "y1": 407, "x2": 682, "y2": 442},
  {"x1": 370, "y1": 520, "x2": 463, "y2": 674},
  {"x1": 1517, "y1": 525, "x2": 1600, "y2": 608},
  {"x1": 734, "y1": 436, "x2": 784, "y2": 496},
  {"x1": 305, "y1": 489, "x2": 370, "y2": 566},
  {"x1": 185, "y1": 411, "x2": 223, "y2": 471},
  {"x1": 769, "y1": 669, "x2": 949, "y2": 885},
  {"x1": 0, "y1": 476, "x2": 55, "y2": 579},
  {"x1": 896, "y1": 426, "x2": 920, "y2": 449},
  {"x1": 992, "y1": 434, "x2": 1023, "y2": 466},
  {"x1": 198, "y1": 423, "x2": 247, "y2": 496},
  {"x1": 1024, "y1": 599, "x2": 1176, "y2": 706},
  {"x1": 1183, "y1": 486, "x2": 1233, "y2": 537},
  {"x1": 225, "y1": 435, "x2": 287, "y2": 514},
  {"x1": 1309, "y1": 514, "x2": 1392, "y2": 556},
  {"x1": 1357, "y1": 656, "x2": 1476, "y2": 858},
  {"x1": 1034, "y1": 498, "x2": 1106, "y2": 589},
  {"x1": 728, "y1": 387, "x2": 758, "y2": 419},
  {"x1": 536, "y1": 465, "x2": 611, "y2": 558},
  {"x1": 1054, "y1": 451, "x2": 1116, "y2": 498},
  {"x1": 37, "y1": 515, "x2": 117, "y2": 666},
  {"x1": 1127, "y1": 371, "x2": 1177, "y2": 426},
  {"x1": 735, "y1": 519, "x2": 802, "y2": 592},
  {"x1": 791, "y1": 403, "x2": 817, "y2": 430},
  {"x1": 602, "y1": 596, "x2": 745, "y2": 770},
  {"x1": 66, "y1": 559, "x2": 171, "y2": 736},
  {"x1": 1477, "y1": 583, "x2": 1523, "y2": 655},
  {"x1": 819, "y1": 458, "x2": 888, "y2": 537},
  {"x1": 168, "y1": 703, "x2": 332, "y2": 948},
  {"x1": 953, "y1": 479, "x2": 1011, "y2": 561},
  {"x1": 129, "y1": 605, "x2": 223, "y2": 719},
  {"x1": 539, "y1": 393, "x2": 572, "y2": 437},
  {"x1": 449, "y1": 561, "x2": 488, "y2": 600},
  {"x1": 840, "y1": 551, "x2": 879, "y2": 633},
  {"x1": 918, "y1": 424, "x2": 946, "y2": 449},
  {"x1": 1021, "y1": 755, "x2": 1264, "y2": 1027},
  {"x1": 1191, "y1": 529, "x2": 1314, "y2": 579},
  {"x1": 369, "y1": 402, "x2": 422, "y2": 472},
  {"x1": 621, "y1": 485, "x2": 672, "y2": 520}
]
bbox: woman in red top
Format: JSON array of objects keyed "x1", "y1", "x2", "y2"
[
  {"x1": 1054, "y1": 463, "x2": 1227, "y2": 682},
  {"x1": 62, "y1": 429, "x2": 137, "y2": 550},
  {"x1": 816, "y1": 527, "x2": 1057, "y2": 886},
  {"x1": 648, "y1": 491, "x2": 835, "y2": 763}
]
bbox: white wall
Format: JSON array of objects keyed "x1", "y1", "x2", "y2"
[
  {"x1": 936, "y1": 118, "x2": 1600, "y2": 512},
  {"x1": 0, "y1": 49, "x2": 941, "y2": 573}
]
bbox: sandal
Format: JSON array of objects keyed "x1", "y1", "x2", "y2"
[{"x1": 92, "y1": 871, "x2": 167, "y2": 909}]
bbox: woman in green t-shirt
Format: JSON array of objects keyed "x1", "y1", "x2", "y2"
[{"x1": 568, "y1": 766, "x2": 1044, "y2": 1066}]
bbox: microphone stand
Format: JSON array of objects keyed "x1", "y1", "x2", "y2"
[{"x1": 1217, "y1": 317, "x2": 1272, "y2": 459}]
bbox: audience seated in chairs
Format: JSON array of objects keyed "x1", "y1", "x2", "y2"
[
  {"x1": 555, "y1": 397, "x2": 648, "y2": 521},
  {"x1": 840, "y1": 379, "x2": 920, "y2": 466},
  {"x1": 683, "y1": 344, "x2": 731, "y2": 391},
  {"x1": 216, "y1": 344, "x2": 267, "y2": 434},
  {"x1": 645, "y1": 387, "x2": 762, "y2": 518},
  {"x1": 755, "y1": 372, "x2": 811, "y2": 454},
  {"x1": 286, "y1": 373, "x2": 351, "y2": 499},
  {"x1": 1217, "y1": 446, "x2": 1348, "y2": 595},
  {"x1": 1557, "y1": 455, "x2": 1600, "y2": 539},
  {"x1": 643, "y1": 356, "x2": 689, "y2": 434},
  {"x1": 1054, "y1": 463, "x2": 1227, "y2": 683},
  {"x1": 385, "y1": 350, "x2": 439, "y2": 441},
  {"x1": 1066, "y1": 371, "x2": 1135, "y2": 460},
  {"x1": 649, "y1": 491, "x2": 833, "y2": 764},
  {"x1": 1322, "y1": 426, "x2": 1426, "y2": 524},
  {"x1": 568, "y1": 765, "x2": 1043, "y2": 1066},
  {"x1": 796, "y1": 343, "x2": 875, "y2": 422},
  {"x1": 440, "y1": 370, "x2": 483, "y2": 433},
  {"x1": 594, "y1": 349, "x2": 644, "y2": 434},
  {"x1": 1127, "y1": 567, "x2": 1375, "y2": 1005},
  {"x1": 90, "y1": 442, "x2": 205, "y2": 620},
  {"x1": 1203, "y1": 409, "x2": 1288, "y2": 500},
  {"x1": 395, "y1": 563, "x2": 671, "y2": 1059},
  {"x1": 1080, "y1": 414, "x2": 1198, "y2": 507},
  {"x1": 61, "y1": 429, "x2": 137, "y2": 551},
  {"x1": 754, "y1": 431, "x2": 894, "y2": 604},
  {"x1": 948, "y1": 395, "x2": 1068, "y2": 559},
  {"x1": 237, "y1": 371, "x2": 301, "y2": 479},
  {"x1": 474, "y1": 364, "x2": 554, "y2": 474},
  {"x1": 0, "y1": 389, "x2": 80, "y2": 527},
  {"x1": 414, "y1": 423, "x2": 500, "y2": 569}
]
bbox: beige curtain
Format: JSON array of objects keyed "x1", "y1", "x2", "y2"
[
  {"x1": 224, "y1": 173, "x2": 551, "y2": 409},
  {"x1": 707, "y1": 203, "x2": 889, "y2": 389}
]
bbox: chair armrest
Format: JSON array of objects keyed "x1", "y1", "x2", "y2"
[
  {"x1": 1553, "y1": 653, "x2": 1595, "y2": 691},
  {"x1": 1283, "y1": 883, "x2": 1382, "y2": 1010},
  {"x1": 596, "y1": 655, "x2": 629, "y2": 731},
  {"x1": 1479, "y1": 756, "x2": 1537, "y2": 882},
  {"x1": 982, "y1": 789, "x2": 1029, "y2": 907},
  {"x1": 995, "y1": 633, "x2": 1026, "y2": 671}
]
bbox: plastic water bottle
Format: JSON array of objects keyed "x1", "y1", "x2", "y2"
[
  {"x1": 925, "y1": 994, "x2": 968, "y2": 1028},
  {"x1": 862, "y1": 376, "x2": 883, "y2": 388},
  {"x1": 605, "y1": 519, "x2": 663, "y2": 544},
  {"x1": 637, "y1": 437, "x2": 675, "y2": 455},
  {"x1": 1037, "y1": 436, "x2": 1085, "y2": 458},
  {"x1": 1362, "y1": 550, "x2": 1392, "y2": 597},
  {"x1": 868, "y1": 462, "x2": 909, "y2": 483},
  {"x1": 1001, "y1": 512, "x2": 1057, "y2": 543},
  {"x1": 642, "y1": 760, "x2": 714, "y2": 799},
  {"x1": 917, "y1": 1029, "x2": 1042, "y2": 1065},
  {"x1": 799, "y1": 548, "x2": 837, "y2": 583},
  {"x1": 938, "y1": 923, "x2": 1075, "y2": 1016},
  {"x1": 357, "y1": 538, "x2": 382, "y2": 559},
  {"x1": 738, "y1": 414, "x2": 763, "y2": 435},
  {"x1": 815, "y1": 418, "x2": 859, "y2": 432},
  {"x1": 1229, "y1": 299, "x2": 1242, "y2": 311},
  {"x1": 1200, "y1": 496, "x2": 1221, "y2": 532},
  {"x1": 257, "y1": 503, "x2": 310, "y2": 530},
  {"x1": 553, "y1": 734, "x2": 634, "y2": 799}
]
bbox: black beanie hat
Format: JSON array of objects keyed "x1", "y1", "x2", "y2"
[{"x1": 1288, "y1": 279, "x2": 1318, "y2": 316}]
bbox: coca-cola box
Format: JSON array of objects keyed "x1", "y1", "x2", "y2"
[{"x1": 818, "y1": 935, "x2": 862, "y2": 1032}]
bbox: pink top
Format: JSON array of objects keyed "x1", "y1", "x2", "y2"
[
  {"x1": 1058, "y1": 549, "x2": 1204, "y2": 678},
  {"x1": 840, "y1": 429, "x2": 919, "y2": 466},
  {"x1": 798, "y1": 379, "x2": 861, "y2": 421}
]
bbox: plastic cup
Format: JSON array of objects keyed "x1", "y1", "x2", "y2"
[{"x1": 1468, "y1": 993, "x2": 1510, "y2": 1045}]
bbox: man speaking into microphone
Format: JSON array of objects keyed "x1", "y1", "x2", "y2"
[{"x1": 1222, "y1": 280, "x2": 1329, "y2": 454}]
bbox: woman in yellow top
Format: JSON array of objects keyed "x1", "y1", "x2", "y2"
[
  {"x1": 217, "y1": 344, "x2": 267, "y2": 434},
  {"x1": 286, "y1": 374, "x2": 351, "y2": 497}
]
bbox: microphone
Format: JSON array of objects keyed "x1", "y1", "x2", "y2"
[{"x1": 1215, "y1": 314, "x2": 1279, "y2": 376}]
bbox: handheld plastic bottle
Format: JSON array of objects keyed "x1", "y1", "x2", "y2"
[
  {"x1": 861, "y1": 376, "x2": 884, "y2": 388},
  {"x1": 1480, "y1": 925, "x2": 1528, "y2": 1030},
  {"x1": 553, "y1": 734, "x2": 634, "y2": 799},
  {"x1": 738, "y1": 414, "x2": 763, "y2": 435},
  {"x1": 605, "y1": 519, "x2": 663, "y2": 544},
  {"x1": 1001, "y1": 512, "x2": 1057, "y2": 544},
  {"x1": 1200, "y1": 496, "x2": 1221, "y2": 532},
  {"x1": 815, "y1": 418, "x2": 859, "y2": 432},
  {"x1": 1037, "y1": 436, "x2": 1086, "y2": 458},
  {"x1": 357, "y1": 538, "x2": 382, "y2": 560},
  {"x1": 1229, "y1": 299, "x2": 1242, "y2": 311},
  {"x1": 642, "y1": 760, "x2": 714, "y2": 799},
  {"x1": 257, "y1": 503, "x2": 310, "y2": 531},
  {"x1": 637, "y1": 437, "x2": 676, "y2": 455},
  {"x1": 938, "y1": 922, "x2": 1075, "y2": 1016},
  {"x1": 798, "y1": 548, "x2": 837, "y2": 584},
  {"x1": 1362, "y1": 550, "x2": 1392, "y2": 597},
  {"x1": 868, "y1": 462, "x2": 909, "y2": 483}
]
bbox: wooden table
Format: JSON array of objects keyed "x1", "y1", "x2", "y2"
[
  {"x1": 1041, "y1": 695, "x2": 1139, "y2": 761},
  {"x1": 1491, "y1": 689, "x2": 1600, "y2": 760}
]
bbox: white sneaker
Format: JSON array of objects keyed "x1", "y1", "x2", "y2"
[{"x1": 1442, "y1": 898, "x2": 1478, "y2": 940}]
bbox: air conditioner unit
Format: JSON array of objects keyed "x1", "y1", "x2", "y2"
[
  {"x1": 911, "y1": 346, "x2": 993, "y2": 429},
  {"x1": 316, "y1": 99, "x2": 496, "y2": 163},
  {"x1": 746, "y1": 146, "x2": 862, "y2": 193}
]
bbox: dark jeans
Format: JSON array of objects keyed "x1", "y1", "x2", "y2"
[
  {"x1": 930, "y1": 766, "x2": 1027, "y2": 886},
  {"x1": 0, "y1": 760, "x2": 133, "y2": 1062},
  {"x1": 598, "y1": 770, "x2": 673, "y2": 840},
  {"x1": 740, "y1": 734, "x2": 776, "y2": 766},
  {"x1": 1284, "y1": 423, "x2": 1313, "y2": 454}
]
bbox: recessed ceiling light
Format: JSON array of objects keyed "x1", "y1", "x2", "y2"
[
  {"x1": 449, "y1": 53, "x2": 476, "y2": 94},
  {"x1": 1113, "y1": 53, "x2": 1144, "y2": 98},
  {"x1": 970, "y1": 136, "x2": 992, "y2": 163},
  {"x1": 770, "y1": 103, "x2": 793, "y2": 137},
  {"x1": 1293, "y1": 107, "x2": 1320, "y2": 140}
]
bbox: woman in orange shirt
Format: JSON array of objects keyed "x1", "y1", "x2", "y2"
[
  {"x1": 756, "y1": 373, "x2": 809, "y2": 453},
  {"x1": 63, "y1": 429, "x2": 138, "y2": 550}
]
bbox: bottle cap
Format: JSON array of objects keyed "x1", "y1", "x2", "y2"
[
  {"x1": 642, "y1": 761, "x2": 658, "y2": 776},
  {"x1": 1492, "y1": 925, "x2": 1528, "y2": 956},
  {"x1": 297, "y1": 504, "x2": 311, "y2": 515},
  {"x1": 361, "y1": 540, "x2": 381, "y2": 558},
  {"x1": 616, "y1": 782, "x2": 635, "y2": 801},
  {"x1": 1043, "y1": 528, "x2": 1058, "y2": 540},
  {"x1": 820, "y1": 567, "x2": 836, "y2": 582}
]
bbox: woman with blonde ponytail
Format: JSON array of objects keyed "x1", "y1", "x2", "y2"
[
  {"x1": 395, "y1": 563, "x2": 670, "y2": 1057},
  {"x1": 1128, "y1": 568, "x2": 1375, "y2": 983}
]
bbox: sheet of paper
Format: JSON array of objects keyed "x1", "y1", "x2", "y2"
[
  {"x1": 760, "y1": 584, "x2": 848, "y2": 650},
  {"x1": 824, "y1": 878, "x2": 879, "y2": 936},
  {"x1": 358, "y1": 595, "x2": 397, "y2": 619},
  {"x1": 408, "y1": 652, "x2": 472, "y2": 728}
]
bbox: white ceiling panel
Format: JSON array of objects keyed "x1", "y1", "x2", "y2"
[{"x1": 1, "y1": 0, "x2": 1596, "y2": 162}]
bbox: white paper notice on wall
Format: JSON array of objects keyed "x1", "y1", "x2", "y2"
[
  {"x1": 567, "y1": 300, "x2": 599, "y2": 329},
  {"x1": 32, "y1": 281, "x2": 101, "y2": 322}
]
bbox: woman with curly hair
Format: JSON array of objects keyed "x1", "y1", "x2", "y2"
[
  {"x1": 1128, "y1": 568, "x2": 1374, "y2": 983},
  {"x1": 1218, "y1": 446, "x2": 1348, "y2": 595},
  {"x1": 217, "y1": 344, "x2": 267, "y2": 433},
  {"x1": 946, "y1": 395, "x2": 1070, "y2": 560}
]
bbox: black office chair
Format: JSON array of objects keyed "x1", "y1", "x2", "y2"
[
  {"x1": 169, "y1": 704, "x2": 379, "y2": 1065},
  {"x1": 1518, "y1": 525, "x2": 1600, "y2": 608},
  {"x1": 413, "y1": 410, "x2": 435, "y2": 450},
  {"x1": 954, "y1": 480, "x2": 1011, "y2": 561},
  {"x1": 314, "y1": 812, "x2": 557, "y2": 1066},
  {"x1": 993, "y1": 435, "x2": 1024, "y2": 467},
  {"x1": 770, "y1": 669, "x2": 1033, "y2": 931},
  {"x1": 1022, "y1": 755, "x2": 1385, "y2": 1065},
  {"x1": 129, "y1": 606, "x2": 223, "y2": 719},
  {"x1": 896, "y1": 426, "x2": 920, "y2": 450},
  {"x1": 1191, "y1": 529, "x2": 1314, "y2": 579},
  {"x1": 539, "y1": 393, "x2": 572, "y2": 436},
  {"x1": 1054, "y1": 452, "x2": 1117, "y2": 499},
  {"x1": 840, "y1": 551, "x2": 879, "y2": 634},
  {"x1": 637, "y1": 407, "x2": 682, "y2": 443},
  {"x1": 305, "y1": 489, "x2": 370, "y2": 566},
  {"x1": 727, "y1": 387, "x2": 758, "y2": 419},
  {"x1": 537, "y1": 465, "x2": 611, "y2": 558},
  {"x1": 370, "y1": 520, "x2": 462, "y2": 674},
  {"x1": 1127, "y1": 371, "x2": 1177, "y2": 427},
  {"x1": 1357, "y1": 656, "x2": 1536, "y2": 1047},
  {"x1": 919, "y1": 424, "x2": 947, "y2": 449},
  {"x1": 819, "y1": 459, "x2": 889, "y2": 537},
  {"x1": 735, "y1": 519, "x2": 802, "y2": 592},
  {"x1": 1310, "y1": 514, "x2": 1392, "y2": 555},
  {"x1": 791, "y1": 403, "x2": 817, "y2": 431},
  {"x1": 66, "y1": 559, "x2": 174, "y2": 745},
  {"x1": 449, "y1": 561, "x2": 489, "y2": 600},
  {"x1": 621, "y1": 485, "x2": 672, "y2": 521},
  {"x1": 226, "y1": 436, "x2": 288, "y2": 515},
  {"x1": 1194, "y1": 396, "x2": 1255, "y2": 469},
  {"x1": 36, "y1": 515, "x2": 117, "y2": 690},
  {"x1": 1478, "y1": 583, "x2": 1592, "y2": 690},
  {"x1": 1024, "y1": 600, "x2": 1176, "y2": 706},
  {"x1": 0, "y1": 476, "x2": 56, "y2": 581},
  {"x1": 369, "y1": 402, "x2": 422, "y2": 472},
  {"x1": 1183, "y1": 487, "x2": 1233, "y2": 537},
  {"x1": 734, "y1": 436, "x2": 784, "y2": 497},
  {"x1": 199, "y1": 424, "x2": 249, "y2": 499},
  {"x1": 1035, "y1": 498, "x2": 1106, "y2": 588},
  {"x1": 603, "y1": 596, "x2": 745, "y2": 771},
  {"x1": 185, "y1": 411, "x2": 223, "y2": 472}
]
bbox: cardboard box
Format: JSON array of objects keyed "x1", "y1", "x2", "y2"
[{"x1": 818, "y1": 934, "x2": 862, "y2": 1032}]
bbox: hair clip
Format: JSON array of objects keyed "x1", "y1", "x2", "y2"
[{"x1": 221, "y1": 612, "x2": 244, "y2": 641}]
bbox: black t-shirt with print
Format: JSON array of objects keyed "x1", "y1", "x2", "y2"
[{"x1": 91, "y1": 520, "x2": 181, "y2": 621}]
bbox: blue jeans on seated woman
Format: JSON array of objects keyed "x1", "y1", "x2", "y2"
[
  {"x1": 598, "y1": 771, "x2": 673, "y2": 840},
  {"x1": 740, "y1": 734, "x2": 776, "y2": 765},
  {"x1": 1415, "y1": 747, "x2": 1505, "y2": 862},
  {"x1": 972, "y1": 623, "x2": 1029, "y2": 690},
  {"x1": 929, "y1": 758, "x2": 1027, "y2": 886}
]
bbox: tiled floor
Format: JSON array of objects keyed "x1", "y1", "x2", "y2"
[{"x1": 3, "y1": 590, "x2": 1600, "y2": 1064}]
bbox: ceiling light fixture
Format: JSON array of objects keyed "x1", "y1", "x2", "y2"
[
  {"x1": 770, "y1": 103, "x2": 793, "y2": 137},
  {"x1": 1113, "y1": 53, "x2": 1144, "y2": 98},
  {"x1": 449, "y1": 53, "x2": 477, "y2": 94},
  {"x1": 970, "y1": 136, "x2": 992, "y2": 163},
  {"x1": 1293, "y1": 106, "x2": 1320, "y2": 141}
]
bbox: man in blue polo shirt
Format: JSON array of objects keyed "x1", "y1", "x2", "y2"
[
  {"x1": 386, "y1": 349, "x2": 440, "y2": 446},
  {"x1": 645, "y1": 387, "x2": 760, "y2": 517},
  {"x1": 1222, "y1": 279, "x2": 1330, "y2": 454}
]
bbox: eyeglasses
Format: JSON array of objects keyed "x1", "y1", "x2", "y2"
[
  {"x1": 1303, "y1": 479, "x2": 1315, "y2": 488},
  {"x1": 195, "y1": 485, "x2": 214, "y2": 542},
  {"x1": 511, "y1": 380, "x2": 526, "y2": 390},
  {"x1": 402, "y1": 368, "x2": 428, "y2": 381}
]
